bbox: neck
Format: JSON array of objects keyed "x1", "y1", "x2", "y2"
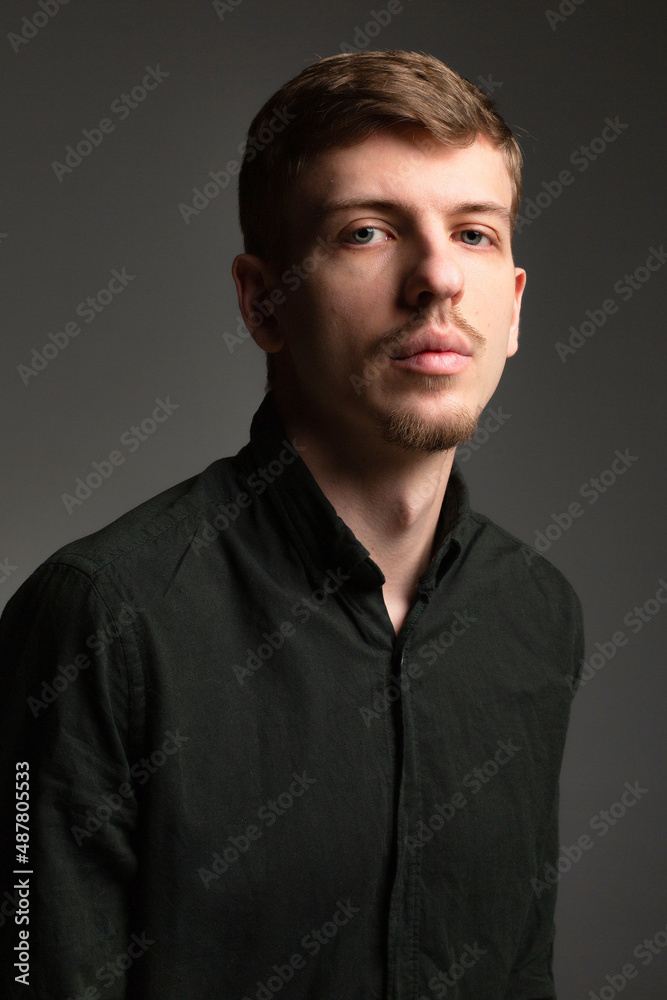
[{"x1": 271, "y1": 385, "x2": 457, "y2": 617}]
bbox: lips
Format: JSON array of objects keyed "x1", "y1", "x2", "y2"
[{"x1": 390, "y1": 327, "x2": 472, "y2": 360}]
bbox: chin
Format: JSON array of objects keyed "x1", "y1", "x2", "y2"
[{"x1": 373, "y1": 395, "x2": 481, "y2": 454}]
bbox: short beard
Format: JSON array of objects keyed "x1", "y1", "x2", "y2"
[{"x1": 376, "y1": 375, "x2": 481, "y2": 453}]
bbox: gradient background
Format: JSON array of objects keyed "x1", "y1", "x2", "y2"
[{"x1": 2, "y1": 0, "x2": 666, "y2": 994}]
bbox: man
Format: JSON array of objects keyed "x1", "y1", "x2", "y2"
[{"x1": 0, "y1": 51, "x2": 583, "y2": 999}]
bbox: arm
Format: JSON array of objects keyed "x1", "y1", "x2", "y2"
[
  {"x1": 503, "y1": 587, "x2": 585, "y2": 1000},
  {"x1": 502, "y1": 790, "x2": 561, "y2": 1000},
  {"x1": 0, "y1": 561, "x2": 142, "y2": 999}
]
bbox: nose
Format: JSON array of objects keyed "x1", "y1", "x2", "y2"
[{"x1": 400, "y1": 228, "x2": 465, "y2": 313}]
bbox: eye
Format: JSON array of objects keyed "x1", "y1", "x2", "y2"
[
  {"x1": 456, "y1": 229, "x2": 493, "y2": 247},
  {"x1": 342, "y1": 226, "x2": 389, "y2": 245}
]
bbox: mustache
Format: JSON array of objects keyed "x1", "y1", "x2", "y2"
[{"x1": 374, "y1": 305, "x2": 486, "y2": 358}]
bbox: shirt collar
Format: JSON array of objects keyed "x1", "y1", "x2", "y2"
[{"x1": 236, "y1": 390, "x2": 472, "y2": 594}]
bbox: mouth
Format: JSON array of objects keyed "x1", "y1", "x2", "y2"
[
  {"x1": 389, "y1": 328, "x2": 473, "y2": 375},
  {"x1": 390, "y1": 326, "x2": 472, "y2": 359},
  {"x1": 389, "y1": 350, "x2": 472, "y2": 375}
]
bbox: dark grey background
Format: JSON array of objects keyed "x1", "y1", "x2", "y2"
[{"x1": 2, "y1": 0, "x2": 666, "y2": 994}]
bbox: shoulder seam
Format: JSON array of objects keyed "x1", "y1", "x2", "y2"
[
  {"x1": 44, "y1": 492, "x2": 243, "y2": 577},
  {"x1": 22, "y1": 561, "x2": 145, "y2": 761},
  {"x1": 467, "y1": 510, "x2": 577, "y2": 589}
]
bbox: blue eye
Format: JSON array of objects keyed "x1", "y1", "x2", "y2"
[
  {"x1": 459, "y1": 229, "x2": 491, "y2": 247},
  {"x1": 346, "y1": 227, "x2": 381, "y2": 244}
]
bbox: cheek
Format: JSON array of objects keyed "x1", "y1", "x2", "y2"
[
  {"x1": 303, "y1": 274, "x2": 369, "y2": 342},
  {"x1": 277, "y1": 285, "x2": 327, "y2": 355},
  {"x1": 318, "y1": 265, "x2": 372, "y2": 308},
  {"x1": 469, "y1": 276, "x2": 516, "y2": 332},
  {"x1": 277, "y1": 281, "x2": 350, "y2": 367}
]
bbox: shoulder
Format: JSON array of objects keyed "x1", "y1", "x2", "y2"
[
  {"x1": 466, "y1": 507, "x2": 584, "y2": 622},
  {"x1": 56, "y1": 457, "x2": 234, "y2": 571},
  {"x1": 3, "y1": 456, "x2": 239, "y2": 620},
  {"x1": 460, "y1": 508, "x2": 585, "y2": 686}
]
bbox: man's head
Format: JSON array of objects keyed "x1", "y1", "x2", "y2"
[{"x1": 233, "y1": 50, "x2": 526, "y2": 455}]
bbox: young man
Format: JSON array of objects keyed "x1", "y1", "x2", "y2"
[{"x1": 0, "y1": 51, "x2": 583, "y2": 1000}]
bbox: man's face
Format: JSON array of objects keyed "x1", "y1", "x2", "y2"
[{"x1": 265, "y1": 126, "x2": 526, "y2": 453}]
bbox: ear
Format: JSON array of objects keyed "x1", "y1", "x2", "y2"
[
  {"x1": 506, "y1": 266, "x2": 527, "y2": 358},
  {"x1": 231, "y1": 254, "x2": 285, "y2": 353}
]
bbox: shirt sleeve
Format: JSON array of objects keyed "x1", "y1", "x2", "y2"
[
  {"x1": 0, "y1": 561, "x2": 142, "y2": 1000},
  {"x1": 502, "y1": 790, "x2": 560, "y2": 999},
  {"x1": 503, "y1": 584, "x2": 585, "y2": 1000}
]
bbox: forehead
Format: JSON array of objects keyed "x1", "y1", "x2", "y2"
[{"x1": 292, "y1": 128, "x2": 513, "y2": 224}]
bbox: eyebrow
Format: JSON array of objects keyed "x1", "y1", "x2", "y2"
[{"x1": 315, "y1": 197, "x2": 511, "y2": 226}]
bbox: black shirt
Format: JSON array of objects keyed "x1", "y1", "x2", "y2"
[{"x1": 0, "y1": 389, "x2": 583, "y2": 1000}]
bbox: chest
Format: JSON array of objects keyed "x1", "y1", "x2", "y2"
[{"x1": 381, "y1": 587, "x2": 414, "y2": 636}]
